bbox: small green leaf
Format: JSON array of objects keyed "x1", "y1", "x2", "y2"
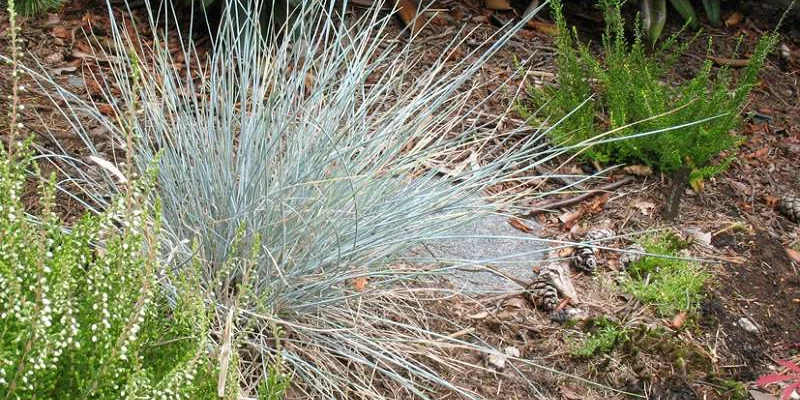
[
  {"x1": 669, "y1": 0, "x2": 699, "y2": 27},
  {"x1": 642, "y1": 0, "x2": 668, "y2": 43}
]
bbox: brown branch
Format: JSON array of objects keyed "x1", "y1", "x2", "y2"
[
  {"x1": 525, "y1": 176, "x2": 635, "y2": 215},
  {"x1": 707, "y1": 56, "x2": 750, "y2": 68}
]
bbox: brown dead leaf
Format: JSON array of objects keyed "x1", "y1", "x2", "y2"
[
  {"x1": 51, "y1": 26, "x2": 71, "y2": 40},
  {"x1": 484, "y1": 0, "x2": 512, "y2": 10},
  {"x1": 501, "y1": 297, "x2": 527, "y2": 309},
  {"x1": 622, "y1": 164, "x2": 652, "y2": 176},
  {"x1": 558, "y1": 209, "x2": 583, "y2": 229},
  {"x1": 304, "y1": 71, "x2": 314, "y2": 96},
  {"x1": 632, "y1": 200, "x2": 656, "y2": 215},
  {"x1": 786, "y1": 248, "x2": 800, "y2": 264},
  {"x1": 508, "y1": 217, "x2": 534, "y2": 233},
  {"x1": 725, "y1": 12, "x2": 743, "y2": 27},
  {"x1": 764, "y1": 195, "x2": 781, "y2": 209},
  {"x1": 557, "y1": 247, "x2": 574, "y2": 258},
  {"x1": 353, "y1": 277, "x2": 368, "y2": 292},
  {"x1": 526, "y1": 19, "x2": 557, "y2": 34},
  {"x1": 670, "y1": 311, "x2": 687, "y2": 329},
  {"x1": 559, "y1": 386, "x2": 584, "y2": 400},
  {"x1": 744, "y1": 147, "x2": 770, "y2": 159},
  {"x1": 467, "y1": 310, "x2": 489, "y2": 319},
  {"x1": 584, "y1": 193, "x2": 609, "y2": 214},
  {"x1": 394, "y1": 0, "x2": 423, "y2": 35},
  {"x1": 728, "y1": 180, "x2": 751, "y2": 197},
  {"x1": 569, "y1": 223, "x2": 588, "y2": 239},
  {"x1": 96, "y1": 103, "x2": 115, "y2": 117},
  {"x1": 44, "y1": 13, "x2": 61, "y2": 26}
]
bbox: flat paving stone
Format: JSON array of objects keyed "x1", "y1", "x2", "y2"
[{"x1": 405, "y1": 202, "x2": 546, "y2": 294}]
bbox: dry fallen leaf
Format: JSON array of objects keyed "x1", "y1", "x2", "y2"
[
  {"x1": 486, "y1": 352, "x2": 507, "y2": 369},
  {"x1": 51, "y1": 26, "x2": 71, "y2": 40},
  {"x1": 353, "y1": 277, "x2": 368, "y2": 292},
  {"x1": 508, "y1": 217, "x2": 534, "y2": 233},
  {"x1": 394, "y1": 0, "x2": 423, "y2": 35},
  {"x1": 484, "y1": 0, "x2": 512, "y2": 10},
  {"x1": 632, "y1": 200, "x2": 656, "y2": 215},
  {"x1": 88, "y1": 155, "x2": 127, "y2": 184},
  {"x1": 584, "y1": 193, "x2": 609, "y2": 214},
  {"x1": 558, "y1": 209, "x2": 583, "y2": 229},
  {"x1": 725, "y1": 11, "x2": 743, "y2": 27},
  {"x1": 526, "y1": 19, "x2": 557, "y2": 34},
  {"x1": 764, "y1": 195, "x2": 781, "y2": 209},
  {"x1": 502, "y1": 297, "x2": 527, "y2": 309},
  {"x1": 622, "y1": 164, "x2": 652, "y2": 176},
  {"x1": 96, "y1": 103, "x2": 116, "y2": 117},
  {"x1": 467, "y1": 311, "x2": 489, "y2": 319},
  {"x1": 559, "y1": 386, "x2": 584, "y2": 400},
  {"x1": 786, "y1": 248, "x2": 800, "y2": 264},
  {"x1": 670, "y1": 311, "x2": 687, "y2": 329}
]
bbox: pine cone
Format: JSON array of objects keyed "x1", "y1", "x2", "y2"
[{"x1": 779, "y1": 196, "x2": 800, "y2": 223}]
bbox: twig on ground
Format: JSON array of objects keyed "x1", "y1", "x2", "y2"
[
  {"x1": 525, "y1": 176, "x2": 635, "y2": 215},
  {"x1": 533, "y1": 164, "x2": 587, "y2": 191},
  {"x1": 707, "y1": 55, "x2": 751, "y2": 67}
]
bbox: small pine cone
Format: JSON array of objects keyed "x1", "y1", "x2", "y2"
[
  {"x1": 779, "y1": 196, "x2": 800, "y2": 223},
  {"x1": 571, "y1": 247, "x2": 597, "y2": 273},
  {"x1": 526, "y1": 279, "x2": 559, "y2": 312}
]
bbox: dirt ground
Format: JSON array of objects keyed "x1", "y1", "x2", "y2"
[{"x1": 1, "y1": 0, "x2": 798, "y2": 399}]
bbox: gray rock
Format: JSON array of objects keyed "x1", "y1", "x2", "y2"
[
  {"x1": 737, "y1": 317, "x2": 759, "y2": 334},
  {"x1": 406, "y1": 209, "x2": 546, "y2": 293},
  {"x1": 401, "y1": 182, "x2": 547, "y2": 294}
]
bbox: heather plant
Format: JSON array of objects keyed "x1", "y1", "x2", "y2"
[
  {"x1": 527, "y1": 0, "x2": 777, "y2": 186},
  {"x1": 3, "y1": 0, "x2": 647, "y2": 397},
  {"x1": 12, "y1": 0, "x2": 64, "y2": 16},
  {"x1": 0, "y1": 3, "x2": 224, "y2": 396},
  {"x1": 0, "y1": 143, "x2": 223, "y2": 398}
]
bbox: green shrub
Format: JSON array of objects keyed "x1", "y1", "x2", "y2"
[
  {"x1": 9, "y1": 0, "x2": 65, "y2": 16},
  {"x1": 0, "y1": 142, "x2": 220, "y2": 398},
  {"x1": 570, "y1": 317, "x2": 630, "y2": 358},
  {"x1": 622, "y1": 233, "x2": 709, "y2": 316},
  {"x1": 527, "y1": 0, "x2": 777, "y2": 183}
]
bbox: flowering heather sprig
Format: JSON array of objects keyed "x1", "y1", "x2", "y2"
[{"x1": 0, "y1": 149, "x2": 217, "y2": 398}]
